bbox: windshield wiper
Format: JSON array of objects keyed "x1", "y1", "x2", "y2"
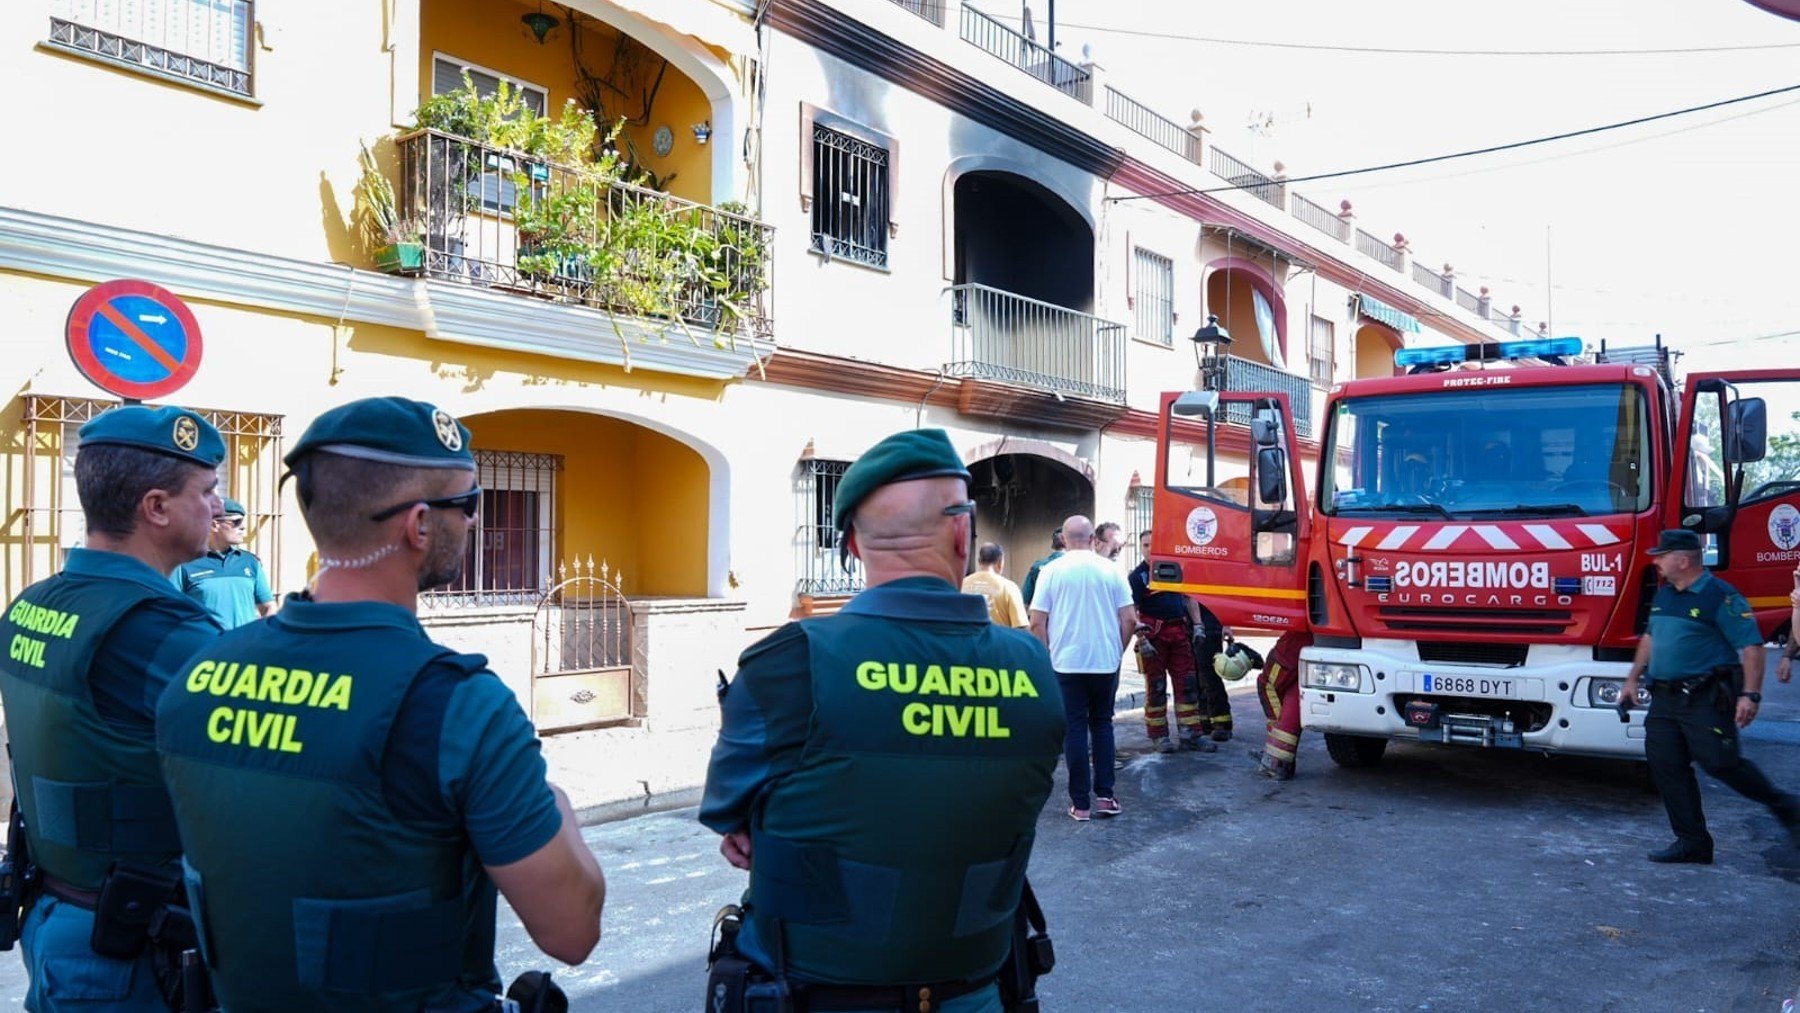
[
  {"x1": 1337, "y1": 502, "x2": 1456, "y2": 519},
  {"x1": 1472, "y1": 504, "x2": 1591, "y2": 518}
]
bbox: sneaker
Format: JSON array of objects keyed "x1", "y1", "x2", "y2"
[
  {"x1": 1068, "y1": 805, "x2": 1091, "y2": 822},
  {"x1": 1093, "y1": 796, "x2": 1122, "y2": 817},
  {"x1": 1211, "y1": 727, "x2": 1234, "y2": 743},
  {"x1": 1152, "y1": 737, "x2": 1177, "y2": 754}
]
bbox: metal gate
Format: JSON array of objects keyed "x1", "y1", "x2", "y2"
[{"x1": 530, "y1": 557, "x2": 637, "y2": 734}]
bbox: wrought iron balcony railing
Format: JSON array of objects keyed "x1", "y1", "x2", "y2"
[
  {"x1": 947, "y1": 284, "x2": 1126, "y2": 403},
  {"x1": 959, "y1": 5, "x2": 1092, "y2": 102},
  {"x1": 1199, "y1": 353, "x2": 1316, "y2": 439},
  {"x1": 395, "y1": 129, "x2": 774, "y2": 341}
]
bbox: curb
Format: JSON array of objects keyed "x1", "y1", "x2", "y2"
[{"x1": 575, "y1": 786, "x2": 705, "y2": 828}]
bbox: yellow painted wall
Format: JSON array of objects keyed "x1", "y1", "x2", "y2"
[
  {"x1": 462, "y1": 409, "x2": 709, "y2": 596},
  {"x1": 0, "y1": 269, "x2": 729, "y2": 605},
  {"x1": 1354, "y1": 324, "x2": 1399, "y2": 379},
  {"x1": 421, "y1": 0, "x2": 714, "y2": 205}
]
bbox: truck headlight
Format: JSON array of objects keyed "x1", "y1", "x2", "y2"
[
  {"x1": 1303, "y1": 661, "x2": 1368, "y2": 692},
  {"x1": 1588, "y1": 679, "x2": 1650, "y2": 708}
]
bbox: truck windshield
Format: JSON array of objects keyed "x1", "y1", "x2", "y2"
[{"x1": 1320, "y1": 382, "x2": 1651, "y2": 518}]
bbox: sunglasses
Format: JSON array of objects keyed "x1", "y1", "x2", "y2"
[
  {"x1": 370, "y1": 487, "x2": 483, "y2": 522},
  {"x1": 215, "y1": 516, "x2": 246, "y2": 528},
  {"x1": 942, "y1": 500, "x2": 976, "y2": 517}
]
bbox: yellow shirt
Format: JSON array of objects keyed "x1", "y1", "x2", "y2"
[{"x1": 961, "y1": 570, "x2": 1030, "y2": 628}]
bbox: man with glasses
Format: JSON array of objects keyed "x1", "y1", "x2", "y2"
[
  {"x1": 156, "y1": 397, "x2": 605, "y2": 1011},
  {"x1": 702, "y1": 428, "x2": 1064, "y2": 1012},
  {"x1": 174, "y1": 496, "x2": 277, "y2": 628}
]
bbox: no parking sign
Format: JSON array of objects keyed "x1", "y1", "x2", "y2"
[{"x1": 65, "y1": 279, "x2": 203, "y2": 401}]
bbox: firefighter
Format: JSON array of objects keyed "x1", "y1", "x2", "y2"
[
  {"x1": 1128, "y1": 530, "x2": 1213, "y2": 752},
  {"x1": 1253, "y1": 632, "x2": 1312, "y2": 780}
]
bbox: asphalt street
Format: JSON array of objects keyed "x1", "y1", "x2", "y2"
[{"x1": 4, "y1": 666, "x2": 1798, "y2": 1010}]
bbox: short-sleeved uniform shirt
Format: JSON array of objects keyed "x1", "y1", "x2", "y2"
[
  {"x1": 174, "y1": 547, "x2": 275, "y2": 630},
  {"x1": 1128, "y1": 560, "x2": 1189, "y2": 622},
  {"x1": 1031, "y1": 550, "x2": 1134, "y2": 673},
  {"x1": 1645, "y1": 571, "x2": 1761, "y2": 681},
  {"x1": 961, "y1": 570, "x2": 1029, "y2": 628}
]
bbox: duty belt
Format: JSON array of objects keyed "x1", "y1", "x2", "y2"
[
  {"x1": 795, "y1": 975, "x2": 993, "y2": 1012},
  {"x1": 1650, "y1": 674, "x2": 1714, "y2": 695},
  {"x1": 39, "y1": 873, "x2": 99, "y2": 910}
]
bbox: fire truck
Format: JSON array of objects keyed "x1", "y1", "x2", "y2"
[{"x1": 1149, "y1": 336, "x2": 1800, "y2": 766}]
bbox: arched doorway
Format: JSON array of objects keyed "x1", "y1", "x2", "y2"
[
  {"x1": 1354, "y1": 322, "x2": 1402, "y2": 379},
  {"x1": 966, "y1": 445, "x2": 1095, "y2": 587},
  {"x1": 450, "y1": 408, "x2": 713, "y2": 601},
  {"x1": 1204, "y1": 258, "x2": 1288, "y2": 369}
]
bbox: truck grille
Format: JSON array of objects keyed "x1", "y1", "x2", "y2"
[
  {"x1": 1378, "y1": 607, "x2": 1573, "y2": 636},
  {"x1": 1417, "y1": 642, "x2": 1530, "y2": 668}
]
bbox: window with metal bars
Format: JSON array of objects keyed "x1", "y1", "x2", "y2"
[
  {"x1": 13, "y1": 396, "x2": 282, "y2": 604},
  {"x1": 810, "y1": 123, "x2": 891, "y2": 269},
  {"x1": 48, "y1": 0, "x2": 254, "y2": 97},
  {"x1": 1133, "y1": 248, "x2": 1174, "y2": 345},
  {"x1": 796, "y1": 459, "x2": 866, "y2": 595},
  {"x1": 425, "y1": 449, "x2": 561, "y2": 608},
  {"x1": 1126, "y1": 485, "x2": 1155, "y2": 568},
  {"x1": 1308, "y1": 314, "x2": 1335, "y2": 387}
]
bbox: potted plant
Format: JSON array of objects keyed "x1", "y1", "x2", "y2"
[{"x1": 354, "y1": 143, "x2": 425, "y2": 274}]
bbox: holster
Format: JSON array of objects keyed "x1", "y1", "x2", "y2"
[
  {"x1": 90, "y1": 861, "x2": 182, "y2": 959},
  {"x1": 0, "y1": 801, "x2": 35, "y2": 951},
  {"x1": 704, "y1": 904, "x2": 792, "y2": 1013},
  {"x1": 505, "y1": 970, "x2": 568, "y2": 1013},
  {"x1": 997, "y1": 880, "x2": 1054, "y2": 1013}
]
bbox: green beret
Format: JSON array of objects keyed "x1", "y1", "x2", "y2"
[
  {"x1": 284, "y1": 397, "x2": 475, "y2": 471},
  {"x1": 833, "y1": 428, "x2": 971, "y2": 530},
  {"x1": 220, "y1": 497, "x2": 247, "y2": 517},
  {"x1": 78, "y1": 405, "x2": 224, "y2": 469}
]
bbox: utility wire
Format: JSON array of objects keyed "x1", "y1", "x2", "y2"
[
  {"x1": 964, "y1": 7, "x2": 1800, "y2": 56},
  {"x1": 1107, "y1": 82, "x2": 1800, "y2": 203},
  {"x1": 1040, "y1": 21, "x2": 1800, "y2": 56}
]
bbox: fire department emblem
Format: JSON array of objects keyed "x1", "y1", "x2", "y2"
[
  {"x1": 1770, "y1": 503, "x2": 1800, "y2": 551},
  {"x1": 431, "y1": 409, "x2": 463, "y2": 452},
  {"x1": 172, "y1": 416, "x2": 199, "y2": 452},
  {"x1": 1186, "y1": 506, "x2": 1219, "y2": 547}
]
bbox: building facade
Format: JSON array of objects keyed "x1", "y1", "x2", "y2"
[{"x1": 0, "y1": 0, "x2": 1538, "y2": 802}]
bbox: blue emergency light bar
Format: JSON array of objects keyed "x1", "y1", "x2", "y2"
[{"x1": 1394, "y1": 336, "x2": 1583, "y2": 370}]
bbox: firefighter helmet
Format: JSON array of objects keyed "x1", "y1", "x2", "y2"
[{"x1": 1214, "y1": 640, "x2": 1265, "y2": 682}]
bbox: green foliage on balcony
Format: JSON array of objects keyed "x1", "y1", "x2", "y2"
[{"x1": 402, "y1": 76, "x2": 771, "y2": 359}]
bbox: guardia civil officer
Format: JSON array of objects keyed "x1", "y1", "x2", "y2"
[
  {"x1": 155, "y1": 397, "x2": 605, "y2": 1011},
  {"x1": 173, "y1": 496, "x2": 277, "y2": 629},
  {"x1": 1620, "y1": 529, "x2": 1800, "y2": 863},
  {"x1": 700, "y1": 429, "x2": 1065, "y2": 1012},
  {"x1": 0, "y1": 404, "x2": 226, "y2": 1011}
]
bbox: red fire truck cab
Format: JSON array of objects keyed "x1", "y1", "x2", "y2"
[{"x1": 1150, "y1": 337, "x2": 1800, "y2": 766}]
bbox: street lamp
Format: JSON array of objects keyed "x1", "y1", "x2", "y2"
[{"x1": 1190, "y1": 315, "x2": 1232, "y2": 391}]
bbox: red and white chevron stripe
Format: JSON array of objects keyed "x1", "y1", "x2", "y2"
[{"x1": 1335, "y1": 522, "x2": 1623, "y2": 553}]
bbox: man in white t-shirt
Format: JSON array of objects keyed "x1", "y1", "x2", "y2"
[{"x1": 1029, "y1": 515, "x2": 1138, "y2": 822}]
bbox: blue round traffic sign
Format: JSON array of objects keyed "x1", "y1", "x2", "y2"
[{"x1": 66, "y1": 279, "x2": 203, "y2": 401}]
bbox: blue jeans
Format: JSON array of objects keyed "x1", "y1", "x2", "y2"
[
  {"x1": 21, "y1": 895, "x2": 170, "y2": 1011},
  {"x1": 1057, "y1": 670, "x2": 1119, "y2": 809}
]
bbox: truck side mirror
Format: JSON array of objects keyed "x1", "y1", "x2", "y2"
[
  {"x1": 1250, "y1": 417, "x2": 1279, "y2": 448},
  {"x1": 1257, "y1": 447, "x2": 1288, "y2": 503},
  {"x1": 1172, "y1": 391, "x2": 1219, "y2": 418},
  {"x1": 1725, "y1": 397, "x2": 1767, "y2": 463}
]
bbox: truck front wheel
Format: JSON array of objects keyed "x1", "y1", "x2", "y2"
[{"x1": 1325, "y1": 733, "x2": 1388, "y2": 768}]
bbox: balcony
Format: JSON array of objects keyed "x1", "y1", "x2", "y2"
[
  {"x1": 1200, "y1": 353, "x2": 1316, "y2": 439},
  {"x1": 393, "y1": 130, "x2": 773, "y2": 343},
  {"x1": 946, "y1": 283, "x2": 1126, "y2": 404},
  {"x1": 959, "y1": 5, "x2": 1092, "y2": 102}
]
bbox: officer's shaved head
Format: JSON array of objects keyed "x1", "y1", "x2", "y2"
[
  {"x1": 849, "y1": 476, "x2": 972, "y2": 585},
  {"x1": 293, "y1": 453, "x2": 464, "y2": 553}
]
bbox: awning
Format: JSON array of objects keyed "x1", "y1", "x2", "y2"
[{"x1": 1356, "y1": 294, "x2": 1421, "y2": 334}]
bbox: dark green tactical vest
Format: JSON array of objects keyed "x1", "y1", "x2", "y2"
[
  {"x1": 745, "y1": 596, "x2": 1064, "y2": 986},
  {"x1": 156, "y1": 613, "x2": 500, "y2": 1012},
  {"x1": 0, "y1": 573, "x2": 187, "y2": 888}
]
